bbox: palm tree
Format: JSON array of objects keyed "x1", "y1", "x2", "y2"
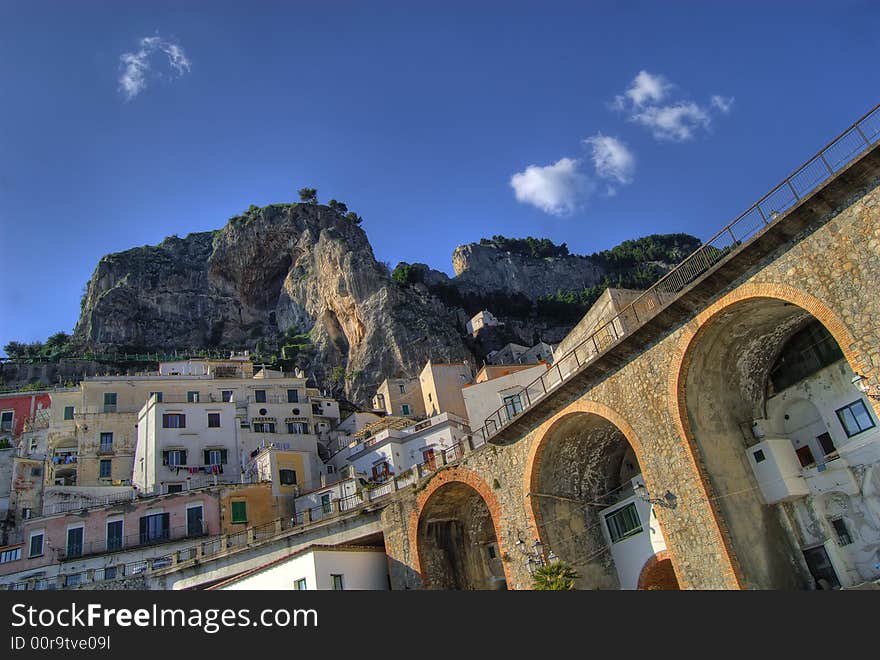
[{"x1": 532, "y1": 561, "x2": 579, "y2": 590}]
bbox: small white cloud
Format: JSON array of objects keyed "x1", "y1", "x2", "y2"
[
  {"x1": 510, "y1": 157, "x2": 594, "y2": 216},
  {"x1": 613, "y1": 70, "x2": 671, "y2": 110},
  {"x1": 583, "y1": 133, "x2": 635, "y2": 186},
  {"x1": 118, "y1": 34, "x2": 191, "y2": 101},
  {"x1": 710, "y1": 94, "x2": 735, "y2": 114},
  {"x1": 631, "y1": 102, "x2": 711, "y2": 142}
]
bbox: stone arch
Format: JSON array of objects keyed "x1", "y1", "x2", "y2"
[
  {"x1": 669, "y1": 282, "x2": 867, "y2": 589},
  {"x1": 523, "y1": 399, "x2": 682, "y2": 589},
  {"x1": 408, "y1": 466, "x2": 512, "y2": 589},
  {"x1": 637, "y1": 551, "x2": 680, "y2": 590}
]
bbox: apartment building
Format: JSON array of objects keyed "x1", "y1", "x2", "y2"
[
  {"x1": 372, "y1": 377, "x2": 425, "y2": 419},
  {"x1": 418, "y1": 361, "x2": 473, "y2": 420}
]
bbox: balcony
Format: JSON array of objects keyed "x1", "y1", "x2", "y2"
[{"x1": 58, "y1": 523, "x2": 207, "y2": 561}]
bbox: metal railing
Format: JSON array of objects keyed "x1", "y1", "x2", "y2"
[
  {"x1": 58, "y1": 523, "x2": 207, "y2": 560},
  {"x1": 471, "y1": 101, "x2": 880, "y2": 445},
  {"x1": 45, "y1": 493, "x2": 133, "y2": 516}
]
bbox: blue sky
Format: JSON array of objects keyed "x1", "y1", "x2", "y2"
[{"x1": 1, "y1": 1, "x2": 878, "y2": 352}]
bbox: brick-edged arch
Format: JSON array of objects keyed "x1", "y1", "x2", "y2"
[
  {"x1": 521, "y1": 398, "x2": 686, "y2": 588},
  {"x1": 637, "y1": 551, "x2": 680, "y2": 590},
  {"x1": 667, "y1": 281, "x2": 868, "y2": 589},
  {"x1": 408, "y1": 466, "x2": 512, "y2": 588}
]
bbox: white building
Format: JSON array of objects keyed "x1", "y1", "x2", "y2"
[
  {"x1": 134, "y1": 397, "x2": 240, "y2": 495},
  {"x1": 337, "y1": 412, "x2": 470, "y2": 482},
  {"x1": 597, "y1": 475, "x2": 669, "y2": 590},
  {"x1": 466, "y1": 310, "x2": 502, "y2": 336},
  {"x1": 211, "y1": 544, "x2": 390, "y2": 590},
  {"x1": 462, "y1": 363, "x2": 548, "y2": 434}
]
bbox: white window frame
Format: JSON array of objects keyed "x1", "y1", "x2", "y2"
[{"x1": 0, "y1": 409, "x2": 14, "y2": 432}]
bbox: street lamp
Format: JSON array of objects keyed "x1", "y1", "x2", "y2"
[
  {"x1": 633, "y1": 482, "x2": 677, "y2": 509},
  {"x1": 516, "y1": 534, "x2": 556, "y2": 574},
  {"x1": 851, "y1": 374, "x2": 880, "y2": 401}
]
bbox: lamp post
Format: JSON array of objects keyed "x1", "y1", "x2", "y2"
[
  {"x1": 851, "y1": 374, "x2": 880, "y2": 401},
  {"x1": 516, "y1": 535, "x2": 557, "y2": 574},
  {"x1": 633, "y1": 482, "x2": 677, "y2": 509}
]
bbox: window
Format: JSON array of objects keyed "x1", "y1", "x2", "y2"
[
  {"x1": 503, "y1": 394, "x2": 523, "y2": 420},
  {"x1": 104, "y1": 566, "x2": 117, "y2": 580},
  {"x1": 139, "y1": 513, "x2": 170, "y2": 544},
  {"x1": 401, "y1": 404, "x2": 411, "y2": 416},
  {"x1": 320, "y1": 493, "x2": 332, "y2": 514},
  {"x1": 796, "y1": 445, "x2": 816, "y2": 468},
  {"x1": 287, "y1": 422, "x2": 308, "y2": 434},
  {"x1": 221, "y1": 390, "x2": 233, "y2": 402},
  {"x1": 187, "y1": 505, "x2": 204, "y2": 536},
  {"x1": 375, "y1": 394, "x2": 385, "y2": 409},
  {"x1": 817, "y1": 432, "x2": 837, "y2": 456},
  {"x1": 287, "y1": 389, "x2": 299, "y2": 403},
  {"x1": 753, "y1": 449, "x2": 766, "y2": 463},
  {"x1": 231, "y1": 501, "x2": 247, "y2": 524},
  {"x1": 327, "y1": 465, "x2": 335, "y2": 474},
  {"x1": 371, "y1": 462, "x2": 390, "y2": 482},
  {"x1": 254, "y1": 390, "x2": 267, "y2": 403},
  {"x1": 253, "y1": 422, "x2": 276, "y2": 433},
  {"x1": 149, "y1": 391, "x2": 163, "y2": 403},
  {"x1": 0, "y1": 548, "x2": 21, "y2": 563},
  {"x1": 831, "y1": 518, "x2": 852, "y2": 546},
  {"x1": 22, "y1": 508, "x2": 31, "y2": 520},
  {"x1": 331, "y1": 574, "x2": 344, "y2": 590},
  {"x1": 187, "y1": 391, "x2": 199, "y2": 403},
  {"x1": 204, "y1": 449, "x2": 228, "y2": 465},
  {"x1": 65, "y1": 573, "x2": 81, "y2": 587},
  {"x1": 1, "y1": 411, "x2": 13, "y2": 432},
  {"x1": 605, "y1": 503, "x2": 643, "y2": 543},
  {"x1": 99, "y1": 432, "x2": 113, "y2": 452},
  {"x1": 66, "y1": 527, "x2": 84, "y2": 558},
  {"x1": 294, "y1": 578, "x2": 307, "y2": 590},
  {"x1": 63, "y1": 406, "x2": 74, "y2": 421},
  {"x1": 487, "y1": 544, "x2": 497, "y2": 560},
  {"x1": 106, "y1": 520, "x2": 123, "y2": 551},
  {"x1": 162, "y1": 413, "x2": 186, "y2": 429},
  {"x1": 207, "y1": 413, "x2": 221, "y2": 428},
  {"x1": 30, "y1": 466, "x2": 41, "y2": 477},
  {"x1": 103, "y1": 393, "x2": 117, "y2": 413},
  {"x1": 162, "y1": 449, "x2": 187, "y2": 466},
  {"x1": 99, "y1": 459, "x2": 112, "y2": 479},
  {"x1": 29, "y1": 533, "x2": 43, "y2": 558},
  {"x1": 167, "y1": 484, "x2": 183, "y2": 494},
  {"x1": 279, "y1": 469, "x2": 297, "y2": 485},
  {"x1": 836, "y1": 400, "x2": 876, "y2": 438},
  {"x1": 398, "y1": 383, "x2": 406, "y2": 394}
]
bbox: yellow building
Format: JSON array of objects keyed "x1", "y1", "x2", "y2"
[{"x1": 418, "y1": 361, "x2": 473, "y2": 420}]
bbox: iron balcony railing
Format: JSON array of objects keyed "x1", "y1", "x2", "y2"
[
  {"x1": 471, "y1": 101, "x2": 880, "y2": 445},
  {"x1": 57, "y1": 522, "x2": 207, "y2": 560}
]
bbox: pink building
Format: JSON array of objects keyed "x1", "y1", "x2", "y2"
[{"x1": 0, "y1": 488, "x2": 221, "y2": 579}]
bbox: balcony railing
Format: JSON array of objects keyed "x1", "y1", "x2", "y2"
[
  {"x1": 471, "y1": 101, "x2": 880, "y2": 446},
  {"x1": 57, "y1": 523, "x2": 207, "y2": 560}
]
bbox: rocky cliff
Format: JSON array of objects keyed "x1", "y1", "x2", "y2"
[
  {"x1": 75, "y1": 203, "x2": 471, "y2": 402},
  {"x1": 451, "y1": 243, "x2": 604, "y2": 298}
]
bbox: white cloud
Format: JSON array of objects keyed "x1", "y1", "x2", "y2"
[
  {"x1": 612, "y1": 70, "x2": 732, "y2": 142},
  {"x1": 613, "y1": 70, "x2": 670, "y2": 110},
  {"x1": 710, "y1": 94, "x2": 735, "y2": 114},
  {"x1": 630, "y1": 102, "x2": 711, "y2": 141},
  {"x1": 118, "y1": 35, "x2": 191, "y2": 101},
  {"x1": 509, "y1": 157, "x2": 594, "y2": 216},
  {"x1": 583, "y1": 133, "x2": 635, "y2": 186}
]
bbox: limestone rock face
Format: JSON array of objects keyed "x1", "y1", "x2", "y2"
[
  {"x1": 451, "y1": 243, "x2": 606, "y2": 298},
  {"x1": 75, "y1": 203, "x2": 471, "y2": 402}
]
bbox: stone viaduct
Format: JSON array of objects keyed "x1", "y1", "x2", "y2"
[{"x1": 379, "y1": 118, "x2": 880, "y2": 590}]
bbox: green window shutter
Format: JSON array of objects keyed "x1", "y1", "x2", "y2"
[{"x1": 231, "y1": 501, "x2": 247, "y2": 523}]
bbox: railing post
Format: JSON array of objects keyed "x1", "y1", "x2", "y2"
[
  {"x1": 855, "y1": 124, "x2": 870, "y2": 145},
  {"x1": 247, "y1": 527, "x2": 256, "y2": 544},
  {"x1": 820, "y1": 153, "x2": 834, "y2": 174},
  {"x1": 220, "y1": 535, "x2": 228, "y2": 552},
  {"x1": 274, "y1": 518, "x2": 282, "y2": 535},
  {"x1": 787, "y1": 179, "x2": 799, "y2": 200},
  {"x1": 303, "y1": 509, "x2": 311, "y2": 524}
]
